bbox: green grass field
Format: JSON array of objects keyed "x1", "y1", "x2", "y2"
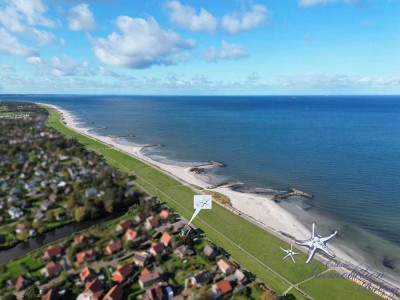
[{"x1": 45, "y1": 105, "x2": 379, "y2": 300}]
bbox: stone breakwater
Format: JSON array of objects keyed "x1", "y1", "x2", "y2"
[{"x1": 273, "y1": 188, "x2": 313, "y2": 202}]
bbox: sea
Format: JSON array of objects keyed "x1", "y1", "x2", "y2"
[{"x1": 1, "y1": 95, "x2": 399, "y2": 281}]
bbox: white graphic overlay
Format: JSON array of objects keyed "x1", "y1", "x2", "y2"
[
  {"x1": 295, "y1": 222, "x2": 337, "y2": 264},
  {"x1": 188, "y1": 195, "x2": 212, "y2": 225},
  {"x1": 280, "y1": 243, "x2": 299, "y2": 263}
]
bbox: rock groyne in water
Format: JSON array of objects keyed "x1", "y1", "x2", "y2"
[{"x1": 273, "y1": 188, "x2": 313, "y2": 202}]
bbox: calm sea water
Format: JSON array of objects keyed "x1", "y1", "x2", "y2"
[{"x1": 2, "y1": 95, "x2": 400, "y2": 278}]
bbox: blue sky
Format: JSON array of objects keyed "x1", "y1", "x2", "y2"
[{"x1": 0, "y1": 0, "x2": 399, "y2": 95}]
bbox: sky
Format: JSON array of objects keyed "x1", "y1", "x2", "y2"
[{"x1": 0, "y1": 0, "x2": 399, "y2": 95}]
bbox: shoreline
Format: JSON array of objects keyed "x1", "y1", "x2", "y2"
[
  {"x1": 41, "y1": 103, "x2": 400, "y2": 294},
  {"x1": 48, "y1": 104, "x2": 358, "y2": 263}
]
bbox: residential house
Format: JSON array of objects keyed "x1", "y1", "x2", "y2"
[
  {"x1": 149, "y1": 242, "x2": 165, "y2": 256},
  {"x1": 146, "y1": 285, "x2": 173, "y2": 300},
  {"x1": 135, "y1": 212, "x2": 148, "y2": 223},
  {"x1": 85, "y1": 188, "x2": 97, "y2": 199},
  {"x1": 105, "y1": 240, "x2": 122, "y2": 255},
  {"x1": 189, "y1": 271, "x2": 213, "y2": 288},
  {"x1": 8, "y1": 206, "x2": 23, "y2": 219},
  {"x1": 76, "y1": 249, "x2": 96, "y2": 266},
  {"x1": 132, "y1": 252, "x2": 151, "y2": 267},
  {"x1": 203, "y1": 246, "x2": 217, "y2": 261},
  {"x1": 40, "y1": 261, "x2": 63, "y2": 278},
  {"x1": 9, "y1": 276, "x2": 27, "y2": 291},
  {"x1": 103, "y1": 285, "x2": 123, "y2": 300},
  {"x1": 44, "y1": 245, "x2": 62, "y2": 260},
  {"x1": 160, "y1": 232, "x2": 172, "y2": 247},
  {"x1": 139, "y1": 270, "x2": 160, "y2": 289},
  {"x1": 112, "y1": 264, "x2": 134, "y2": 283},
  {"x1": 116, "y1": 220, "x2": 132, "y2": 232},
  {"x1": 159, "y1": 209, "x2": 170, "y2": 222},
  {"x1": 34, "y1": 210, "x2": 45, "y2": 221},
  {"x1": 233, "y1": 269, "x2": 247, "y2": 285},
  {"x1": 124, "y1": 229, "x2": 138, "y2": 242},
  {"x1": 40, "y1": 200, "x2": 51, "y2": 211},
  {"x1": 80, "y1": 267, "x2": 97, "y2": 282},
  {"x1": 42, "y1": 288, "x2": 58, "y2": 300},
  {"x1": 15, "y1": 223, "x2": 26, "y2": 235},
  {"x1": 145, "y1": 217, "x2": 158, "y2": 231},
  {"x1": 55, "y1": 211, "x2": 67, "y2": 221},
  {"x1": 79, "y1": 280, "x2": 104, "y2": 300},
  {"x1": 174, "y1": 245, "x2": 194, "y2": 259},
  {"x1": 74, "y1": 234, "x2": 90, "y2": 245},
  {"x1": 217, "y1": 259, "x2": 235, "y2": 275},
  {"x1": 212, "y1": 280, "x2": 233, "y2": 299}
]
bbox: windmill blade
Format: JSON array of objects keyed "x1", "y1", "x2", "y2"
[
  {"x1": 291, "y1": 255, "x2": 296, "y2": 263},
  {"x1": 280, "y1": 247, "x2": 289, "y2": 253},
  {"x1": 282, "y1": 253, "x2": 290, "y2": 260}
]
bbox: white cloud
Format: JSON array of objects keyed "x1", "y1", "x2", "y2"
[
  {"x1": 27, "y1": 54, "x2": 91, "y2": 76},
  {"x1": 27, "y1": 56, "x2": 44, "y2": 64},
  {"x1": 49, "y1": 55, "x2": 91, "y2": 76},
  {"x1": 166, "y1": 0, "x2": 217, "y2": 32},
  {"x1": 0, "y1": 0, "x2": 59, "y2": 46},
  {"x1": 0, "y1": 28, "x2": 36, "y2": 56},
  {"x1": 91, "y1": 16, "x2": 195, "y2": 69},
  {"x1": 0, "y1": 0, "x2": 54, "y2": 29},
  {"x1": 299, "y1": 0, "x2": 358, "y2": 6},
  {"x1": 67, "y1": 3, "x2": 96, "y2": 31},
  {"x1": 222, "y1": 4, "x2": 268, "y2": 34},
  {"x1": 205, "y1": 40, "x2": 247, "y2": 62}
]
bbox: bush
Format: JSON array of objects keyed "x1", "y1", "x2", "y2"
[{"x1": 23, "y1": 285, "x2": 40, "y2": 300}]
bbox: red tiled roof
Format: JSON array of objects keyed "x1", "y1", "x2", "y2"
[
  {"x1": 159, "y1": 209, "x2": 169, "y2": 219},
  {"x1": 112, "y1": 264, "x2": 133, "y2": 283},
  {"x1": 141, "y1": 268, "x2": 150, "y2": 275},
  {"x1": 11, "y1": 276, "x2": 25, "y2": 291},
  {"x1": 44, "y1": 261, "x2": 63, "y2": 276},
  {"x1": 124, "y1": 229, "x2": 137, "y2": 241},
  {"x1": 139, "y1": 271, "x2": 160, "y2": 284},
  {"x1": 80, "y1": 267, "x2": 95, "y2": 281},
  {"x1": 106, "y1": 240, "x2": 122, "y2": 254},
  {"x1": 42, "y1": 288, "x2": 58, "y2": 300},
  {"x1": 216, "y1": 280, "x2": 232, "y2": 295},
  {"x1": 150, "y1": 242, "x2": 165, "y2": 254},
  {"x1": 76, "y1": 249, "x2": 95, "y2": 265},
  {"x1": 74, "y1": 234, "x2": 89, "y2": 244},
  {"x1": 160, "y1": 232, "x2": 171, "y2": 246},
  {"x1": 217, "y1": 259, "x2": 232, "y2": 273},
  {"x1": 102, "y1": 285, "x2": 123, "y2": 300},
  {"x1": 46, "y1": 245, "x2": 62, "y2": 258},
  {"x1": 85, "y1": 280, "x2": 104, "y2": 299},
  {"x1": 117, "y1": 220, "x2": 132, "y2": 231}
]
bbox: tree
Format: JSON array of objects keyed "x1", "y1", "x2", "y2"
[
  {"x1": 285, "y1": 294, "x2": 297, "y2": 300},
  {"x1": 23, "y1": 285, "x2": 40, "y2": 300},
  {"x1": 74, "y1": 206, "x2": 86, "y2": 222},
  {"x1": 3, "y1": 294, "x2": 17, "y2": 300}
]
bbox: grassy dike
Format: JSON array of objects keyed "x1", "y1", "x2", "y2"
[{"x1": 45, "y1": 105, "x2": 378, "y2": 300}]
